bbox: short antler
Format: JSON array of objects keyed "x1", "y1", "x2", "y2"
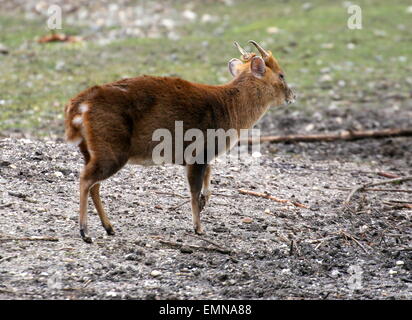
[
  {"x1": 234, "y1": 41, "x2": 255, "y2": 62},
  {"x1": 248, "y1": 40, "x2": 271, "y2": 59}
]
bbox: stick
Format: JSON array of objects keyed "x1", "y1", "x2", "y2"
[
  {"x1": 159, "y1": 239, "x2": 231, "y2": 254},
  {"x1": 168, "y1": 199, "x2": 190, "y2": 210},
  {"x1": 0, "y1": 236, "x2": 59, "y2": 242},
  {"x1": 238, "y1": 189, "x2": 308, "y2": 208},
  {"x1": 333, "y1": 187, "x2": 412, "y2": 193},
  {"x1": 186, "y1": 233, "x2": 229, "y2": 251},
  {"x1": 377, "y1": 172, "x2": 400, "y2": 179},
  {"x1": 340, "y1": 231, "x2": 369, "y2": 254},
  {"x1": 382, "y1": 201, "x2": 412, "y2": 209},
  {"x1": 243, "y1": 128, "x2": 412, "y2": 144},
  {"x1": 344, "y1": 176, "x2": 412, "y2": 205},
  {"x1": 305, "y1": 235, "x2": 339, "y2": 244},
  {"x1": 154, "y1": 191, "x2": 188, "y2": 199}
]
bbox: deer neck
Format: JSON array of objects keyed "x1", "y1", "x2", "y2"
[{"x1": 222, "y1": 76, "x2": 272, "y2": 130}]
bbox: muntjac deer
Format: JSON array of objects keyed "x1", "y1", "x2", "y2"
[{"x1": 64, "y1": 40, "x2": 296, "y2": 243}]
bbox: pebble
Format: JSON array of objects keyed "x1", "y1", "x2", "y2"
[
  {"x1": 0, "y1": 43, "x2": 9, "y2": 54},
  {"x1": 242, "y1": 217, "x2": 253, "y2": 224},
  {"x1": 150, "y1": 270, "x2": 162, "y2": 277},
  {"x1": 180, "y1": 246, "x2": 194, "y2": 254},
  {"x1": 54, "y1": 171, "x2": 64, "y2": 178},
  {"x1": 106, "y1": 291, "x2": 118, "y2": 297},
  {"x1": 395, "y1": 261, "x2": 404, "y2": 266}
]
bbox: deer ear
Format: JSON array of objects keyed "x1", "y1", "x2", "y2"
[
  {"x1": 250, "y1": 56, "x2": 266, "y2": 78},
  {"x1": 228, "y1": 58, "x2": 243, "y2": 77}
]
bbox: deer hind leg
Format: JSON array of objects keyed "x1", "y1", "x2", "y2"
[
  {"x1": 90, "y1": 183, "x2": 115, "y2": 236},
  {"x1": 78, "y1": 142, "x2": 128, "y2": 243},
  {"x1": 186, "y1": 164, "x2": 208, "y2": 234}
]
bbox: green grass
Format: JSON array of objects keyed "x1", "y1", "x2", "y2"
[{"x1": 0, "y1": 0, "x2": 411, "y2": 136}]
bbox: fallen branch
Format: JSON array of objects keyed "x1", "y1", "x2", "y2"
[
  {"x1": 244, "y1": 128, "x2": 412, "y2": 144},
  {"x1": 0, "y1": 236, "x2": 59, "y2": 242},
  {"x1": 159, "y1": 239, "x2": 231, "y2": 254},
  {"x1": 238, "y1": 189, "x2": 308, "y2": 208},
  {"x1": 334, "y1": 187, "x2": 412, "y2": 193},
  {"x1": 382, "y1": 201, "x2": 412, "y2": 209},
  {"x1": 344, "y1": 176, "x2": 412, "y2": 206}
]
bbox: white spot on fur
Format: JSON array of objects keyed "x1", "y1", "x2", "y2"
[
  {"x1": 67, "y1": 136, "x2": 83, "y2": 146},
  {"x1": 72, "y1": 115, "x2": 83, "y2": 126},
  {"x1": 79, "y1": 103, "x2": 89, "y2": 113}
]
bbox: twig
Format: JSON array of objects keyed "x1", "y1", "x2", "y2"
[
  {"x1": 344, "y1": 176, "x2": 412, "y2": 206},
  {"x1": 238, "y1": 189, "x2": 308, "y2": 208},
  {"x1": 186, "y1": 233, "x2": 229, "y2": 251},
  {"x1": 377, "y1": 172, "x2": 400, "y2": 179},
  {"x1": 289, "y1": 240, "x2": 295, "y2": 256},
  {"x1": 305, "y1": 235, "x2": 339, "y2": 244},
  {"x1": 154, "y1": 191, "x2": 188, "y2": 199},
  {"x1": 340, "y1": 231, "x2": 369, "y2": 254},
  {"x1": 334, "y1": 187, "x2": 412, "y2": 193},
  {"x1": 159, "y1": 239, "x2": 231, "y2": 254},
  {"x1": 391, "y1": 247, "x2": 412, "y2": 252},
  {"x1": 168, "y1": 199, "x2": 190, "y2": 210},
  {"x1": 0, "y1": 236, "x2": 59, "y2": 242},
  {"x1": 385, "y1": 199, "x2": 412, "y2": 204},
  {"x1": 243, "y1": 128, "x2": 412, "y2": 144},
  {"x1": 0, "y1": 255, "x2": 18, "y2": 263},
  {"x1": 382, "y1": 201, "x2": 412, "y2": 209}
]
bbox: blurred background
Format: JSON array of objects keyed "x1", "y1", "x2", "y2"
[{"x1": 0, "y1": 0, "x2": 411, "y2": 139}]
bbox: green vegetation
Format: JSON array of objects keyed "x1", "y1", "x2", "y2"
[{"x1": 0, "y1": 0, "x2": 411, "y2": 136}]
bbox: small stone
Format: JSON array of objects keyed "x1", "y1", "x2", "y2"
[
  {"x1": 106, "y1": 291, "x2": 117, "y2": 297},
  {"x1": 125, "y1": 253, "x2": 139, "y2": 261},
  {"x1": 266, "y1": 26, "x2": 280, "y2": 34},
  {"x1": 150, "y1": 270, "x2": 162, "y2": 277},
  {"x1": 395, "y1": 260, "x2": 404, "y2": 266},
  {"x1": 0, "y1": 43, "x2": 9, "y2": 55},
  {"x1": 242, "y1": 217, "x2": 253, "y2": 224},
  {"x1": 54, "y1": 171, "x2": 64, "y2": 178},
  {"x1": 347, "y1": 43, "x2": 356, "y2": 50},
  {"x1": 218, "y1": 274, "x2": 228, "y2": 281},
  {"x1": 182, "y1": 10, "x2": 197, "y2": 21},
  {"x1": 319, "y1": 74, "x2": 332, "y2": 82},
  {"x1": 180, "y1": 246, "x2": 193, "y2": 254}
]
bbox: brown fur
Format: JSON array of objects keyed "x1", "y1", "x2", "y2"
[{"x1": 64, "y1": 44, "x2": 295, "y2": 242}]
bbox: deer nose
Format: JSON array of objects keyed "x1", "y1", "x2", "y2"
[{"x1": 286, "y1": 88, "x2": 296, "y2": 105}]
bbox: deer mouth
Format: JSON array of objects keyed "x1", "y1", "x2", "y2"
[{"x1": 285, "y1": 88, "x2": 296, "y2": 105}]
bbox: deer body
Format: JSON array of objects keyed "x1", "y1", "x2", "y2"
[{"x1": 64, "y1": 41, "x2": 295, "y2": 242}]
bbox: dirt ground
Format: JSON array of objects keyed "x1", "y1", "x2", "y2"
[{"x1": 1, "y1": 102, "x2": 411, "y2": 300}]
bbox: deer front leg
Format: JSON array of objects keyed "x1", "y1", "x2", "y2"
[
  {"x1": 186, "y1": 164, "x2": 208, "y2": 234},
  {"x1": 199, "y1": 164, "x2": 212, "y2": 211}
]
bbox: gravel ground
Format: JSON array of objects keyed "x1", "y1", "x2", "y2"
[{"x1": 1, "y1": 120, "x2": 411, "y2": 299}]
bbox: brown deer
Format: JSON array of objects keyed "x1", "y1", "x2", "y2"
[{"x1": 64, "y1": 40, "x2": 295, "y2": 243}]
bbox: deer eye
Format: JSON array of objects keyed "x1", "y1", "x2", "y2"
[{"x1": 279, "y1": 73, "x2": 285, "y2": 80}]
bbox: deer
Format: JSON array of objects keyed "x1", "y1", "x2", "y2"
[{"x1": 64, "y1": 40, "x2": 296, "y2": 243}]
